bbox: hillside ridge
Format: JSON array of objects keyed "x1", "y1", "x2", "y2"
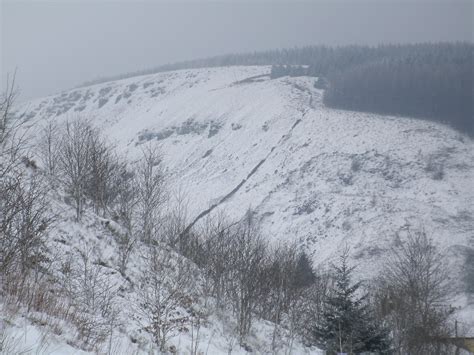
[{"x1": 18, "y1": 65, "x2": 474, "y2": 324}]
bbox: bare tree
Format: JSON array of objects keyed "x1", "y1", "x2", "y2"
[
  {"x1": 0, "y1": 80, "x2": 57, "y2": 343},
  {"x1": 164, "y1": 188, "x2": 190, "y2": 252},
  {"x1": 0, "y1": 74, "x2": 26, "y2": 181},
  {"x1": 0, "y1": 173, "x2": 49, "y2": 278},
  {"x1": 0, "y1": 73, "x2": 19, "y2": 148},
  {"x1": 191, "y1": 211, "x2": 263, "y2": 342},
  {"x1": 57, "y1": 119, "x2": 94, "y2": 221},
  {"x1": 0, "y1": 78, "x2": 50, "y2": 283},
  {"x1": 86, "y1": 131, "x2": 119, "y2": 215},
  {"x1": 113, "y1": 163, "x2": 136, "y2": 229},
  {"x1": 261, "y1": 244, "x2": 302, "y2": 351},
  {"x1": 295, "y1": 269, "x2": 331, "y2": 346},
  {"x1": 227, "y1": 210, "x2": 267, "y2": 344},
  {"x1": 49, "y1": 118, "x2": 128, "y2": 218},
  {"x1": 137, "y1": 244, "x2": 198, "y2": 352},
  {"x1": 111, "y1": 162, "x2": 138, "y2": 275},
  {"x1": 38, "y1": 121, "x2": 60, "y2": 176},
  {"x1": 60, "y1": 246, "x2": 119, "y2": 351},
  {"x1": 376, "y1": 230, "x2": 454, "y2": 354},
  {"x1": 135, "y1": 144, "x2": 165, "y2": 243},
  {"x1": 257, "y1": 244, "x2": 328, "y2": 352}
]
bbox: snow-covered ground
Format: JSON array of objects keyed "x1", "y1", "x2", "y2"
[
  {"x1": 1, "y1": 186, "x2": 323, "y2": 354},
  {"x1": 11, "y1": 65, "x2": 474, "y2": 347}
]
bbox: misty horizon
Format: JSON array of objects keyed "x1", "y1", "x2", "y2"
[{"x1": 1, "y1": 0, "x2": 472, "y2": 101}]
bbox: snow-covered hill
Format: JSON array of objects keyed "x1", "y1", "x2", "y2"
[{"x1": 18, "y1": 65, "x2": 474, "y2": 330}]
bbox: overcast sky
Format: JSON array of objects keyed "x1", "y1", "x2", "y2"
[{"x1": 1, "y1": 0, "x2": 472, "y2": 101}]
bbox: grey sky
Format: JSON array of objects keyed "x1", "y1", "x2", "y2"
[{"x1": 1, "y1": 0, "x2": 472, "y2": 101}]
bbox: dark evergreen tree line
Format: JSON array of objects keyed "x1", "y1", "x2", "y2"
[{"x1": 323, "y1": 45, "x2": 473, "y2": 134}]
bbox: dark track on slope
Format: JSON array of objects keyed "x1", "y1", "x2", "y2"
[{"x1": 180, "y1": 90, "x2": 312, "y2": 236}]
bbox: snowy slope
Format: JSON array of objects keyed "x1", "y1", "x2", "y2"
[
  {"x1": 18, "y1": 66, "x2": 474, "y2": 328},
  {"x1": 1, "y1": 193, "x2": 321, "y2": 355}
]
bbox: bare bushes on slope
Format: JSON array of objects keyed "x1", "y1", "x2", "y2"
[
  {"x1": 374, "y1": 231, "x2": 456, "y2": 354},
  {"x1": 1, "y1": 78, "x2": 50, "y2": 306},
  {"x1": 181, "y1": 210, "x2": 330, "y2": 351}
]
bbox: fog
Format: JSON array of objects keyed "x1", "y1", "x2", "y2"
[{"x1": 1, "y1": 0, "x2": 472, "y2": 101}]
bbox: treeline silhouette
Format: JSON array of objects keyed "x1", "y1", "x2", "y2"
[
  {"x1": 322, "y1": 43, "x2": 473, "y2": 135},
  {"x1": 78, "y1": 43, "x2": 473, "y2": 134}
]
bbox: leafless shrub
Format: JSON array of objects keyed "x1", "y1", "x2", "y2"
[
  {"x1": 188, "y1": 211, "x2": 256, "y2": 342},
  {"x1": 113, "y1": 163, "x2": 137, "y2": 228},
  {"x1": 137, "y1": 244, "x2": 199, "y2": 352},
  {"x1": 190, "y1": 212, "x2": 237, "y2": 308},
  {"x1": 188, "y1": 211, "x2": 325, "y2": 348},
  {"x1": 46, "y1": 117, "x2": 136, "y2": 221},
  {"x1": 189, "y1": 306, "x2": 208, "y2": 355},
  {"x1": 221, "y1": 210, "x2": 268, "y2": 344},
  {"x1": 108, "y1": 163, "x2": 138, "y2": 275},
  {"x1": 86, "y1": 131, "x2": 121, "y2": 215},
  {"x1": 103, "y1": 217, "x2": 136, "y2": 277},
  {"x1": 1, "y1": 82, "x2": 127, "y2": 353},
  {"x1": 60, "y1": 247, "x2": 119, "y2": 350},
  {"x1": 0, "y1": 168, "x2": 50, "y2": 280},
  {"x1": 54, "y1": 118, "x2": 128, "y2": 219},
  {"x1": 56, "y1": 119, "x2": 95, "y2": 221},
  {"x1": 0, "y1": 73, "x2": 19, "y2": 148}
]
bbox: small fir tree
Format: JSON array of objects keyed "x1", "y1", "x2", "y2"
[{"x1": 316, "y1": 249, "x2": 390, "y2": 354}]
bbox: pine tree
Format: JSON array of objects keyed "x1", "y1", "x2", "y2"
[
  {"x1": 315, "y1": 249, "x2": 390, "y2": 354},
  {"x1": 293, "y1": 251, "x2": 316, "y2": 289}
]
